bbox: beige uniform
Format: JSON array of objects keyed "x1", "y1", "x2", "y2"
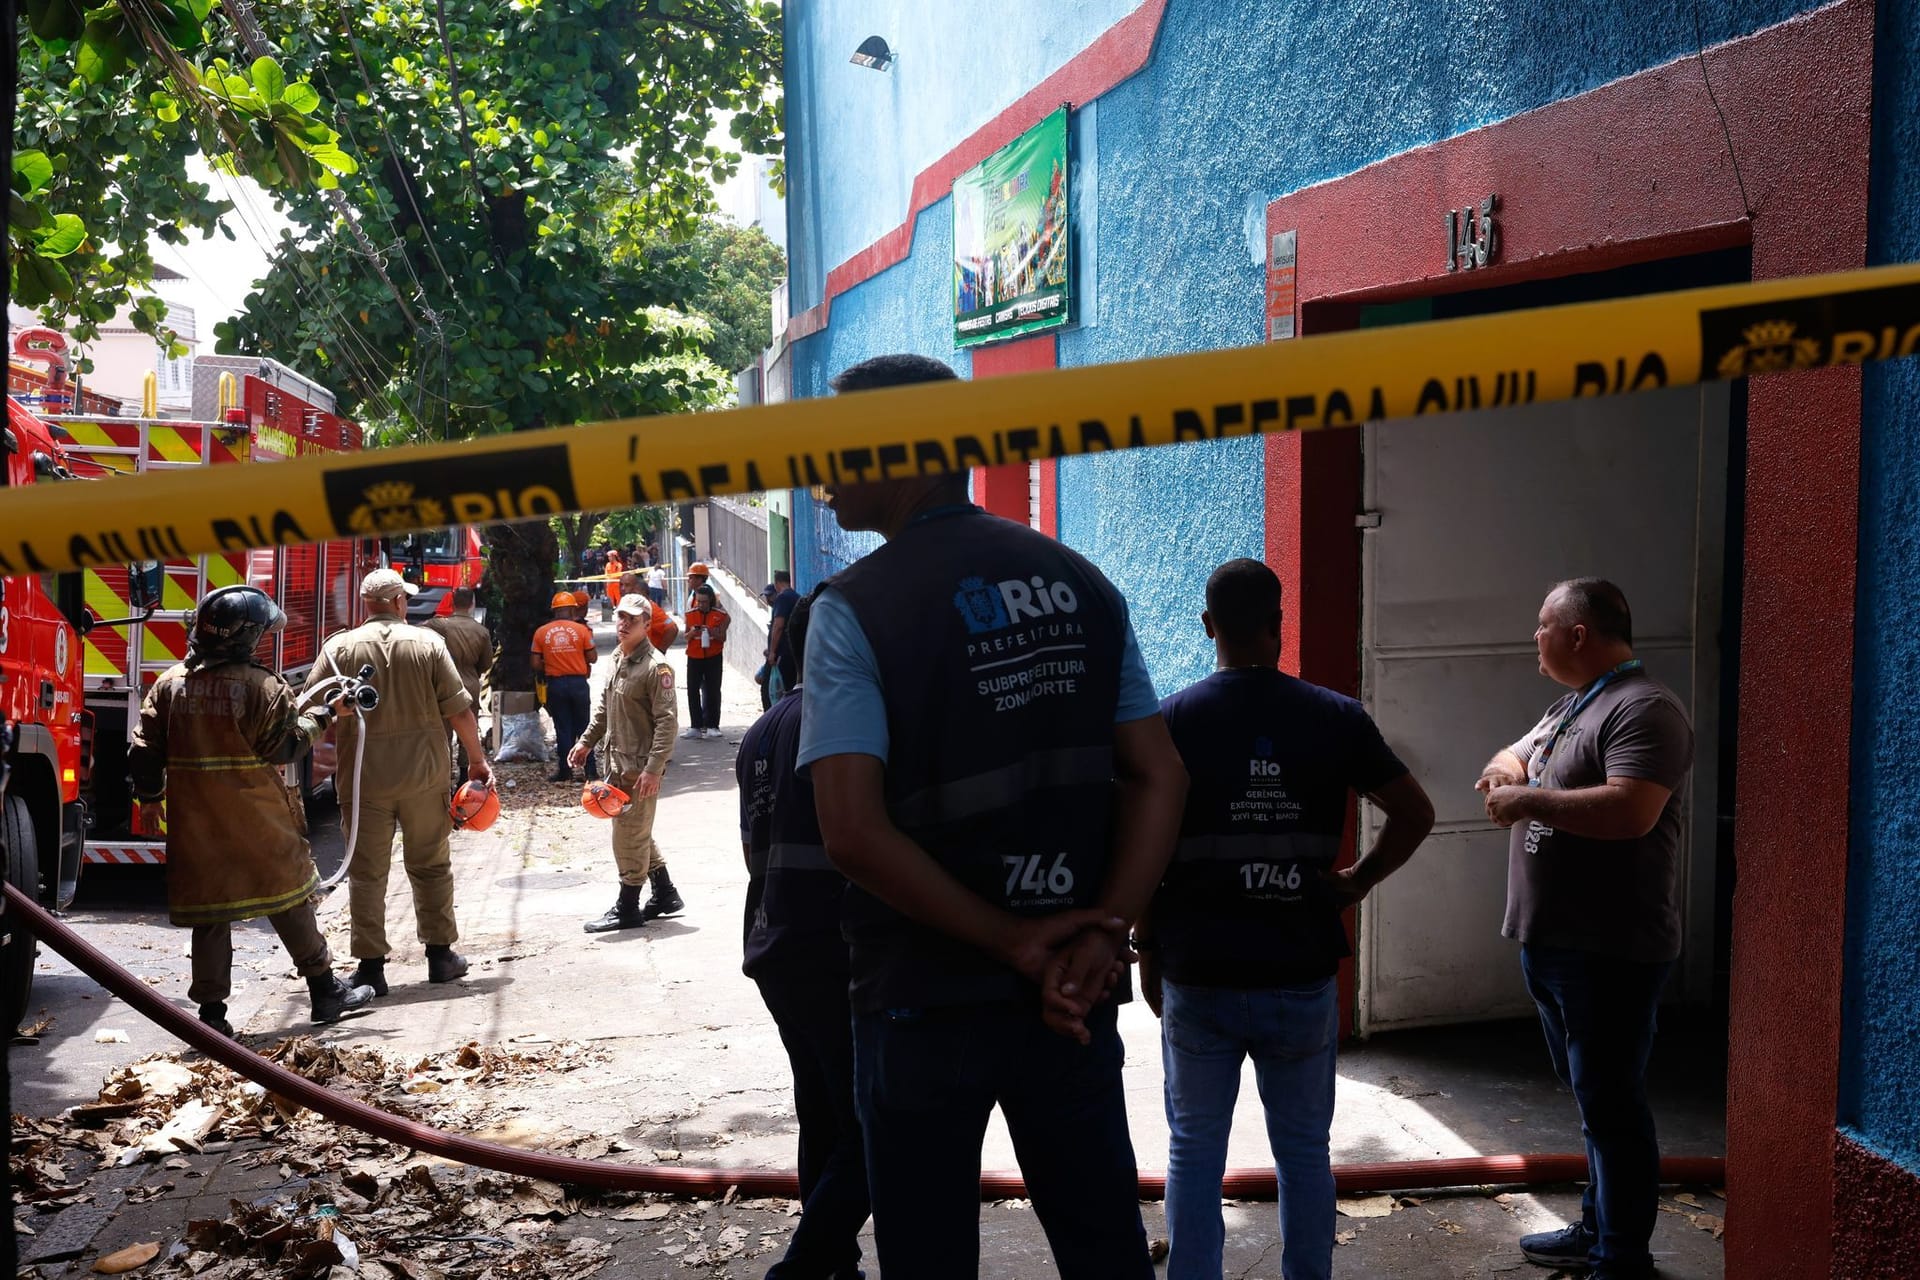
[
  {"x1": 130, "y1": 660, "x2": 332, "y2": 1003},
  {"x1": 303, "y1": 617, "x2": 471, "y2": 958},
  {"x1": 421, "y1": 612, "x2": 493, "y2": 780},
  {"x1": 578, "y1": 643, "x2": 678, "y2": 884},
  {"x1": 420, "y1": 612, "x2": 493, "y2": 709}
]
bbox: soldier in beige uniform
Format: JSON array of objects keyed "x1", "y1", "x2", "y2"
[
  {"x1": 571, "y1": 595, "x2": 683, "y2": 931},
  {"x1": 130, "y1": 585, "x2": 375, "y2": 1036},
  {"x1": 420, "y1": 586, "x2": 494, "y2": 783},
  {"x1": 304, "y1": 568, "x2": 492, "y2": 992}
]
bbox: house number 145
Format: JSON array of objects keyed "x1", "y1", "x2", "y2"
[{"x1": 1445, "y1": 195, "x2": 1499, "y2": 271}]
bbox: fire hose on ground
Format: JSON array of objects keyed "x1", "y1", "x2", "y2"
[{"x1": 5, "y1": 882, "x2": 1725, "y2": 1199}]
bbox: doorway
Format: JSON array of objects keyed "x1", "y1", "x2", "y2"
[{"x1": 1350, "y1": 250, "x2": 1748, "y2": 1034}]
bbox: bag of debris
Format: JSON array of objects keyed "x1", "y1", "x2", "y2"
[{"x1": 493, "y1": 710, "x2": 550, "y2": 762}]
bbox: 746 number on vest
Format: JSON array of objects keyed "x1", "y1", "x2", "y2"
[{"x1": 1002, "y1": 852, "x2": 1075, "y2": 899}]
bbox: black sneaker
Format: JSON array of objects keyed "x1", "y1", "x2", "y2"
[{"x1": 1520, "y1": 1222, "x2": 1595, "y2": 1268}]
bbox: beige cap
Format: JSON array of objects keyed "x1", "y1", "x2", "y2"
[
  {"x1": 360, "y1": 567, "x2": 420, "y2": 600},
  {"x1": 613, "y1": 596, "x2": 652, "y2": 619}
]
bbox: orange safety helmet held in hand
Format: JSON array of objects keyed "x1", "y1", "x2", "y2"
[
  {"x1": 581, "y1": 780, "x2": 632, "y2": 818},
  {"x1": 451, "y1": 781, "x2": 501, "y2": 831}
]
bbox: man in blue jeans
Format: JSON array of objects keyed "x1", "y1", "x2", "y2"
[
  {"x1": 800, "y1": 353, "x2": 1189, "y2": 1280},
  {"x1": 1478, "y1": 579, "x2": 1693, "y2": 1280},
  {"x1": 1139, "y1": 559, "x2": 1433, "y2": 1280}
]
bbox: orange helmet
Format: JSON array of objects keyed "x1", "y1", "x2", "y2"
[
  {"x1": 451, "y1": 781, "x2": 500, "y2": 831},
  {"x1": 687, "y1": 562, "x2": 710, "y2": 576},
  {"x1": 581, "y1": 780, "x2": 632, "y2": 818},
  {"x1": 551, "y1": 592, "x2": 576, "y2": 610},
  {"x1": 570, "y1": 591, "x2": 590, "y2": 609}
]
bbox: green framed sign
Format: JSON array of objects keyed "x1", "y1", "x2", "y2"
[{"x1": 952, "y1": 106, "x2": 1071, "y2": 348}]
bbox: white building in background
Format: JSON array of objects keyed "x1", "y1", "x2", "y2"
[
  {"x1": 7, "y1": 265, "x2": 200, "y2": 416},
  {"x1": 718, "y1": 153, "x2": 786, "y2": 252}
]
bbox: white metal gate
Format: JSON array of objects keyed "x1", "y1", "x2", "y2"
[{"x1": 1355, "y1": 385, "x2": 1729, "y2": 1033}]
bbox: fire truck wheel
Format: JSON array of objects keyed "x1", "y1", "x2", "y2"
[{"x1": 2, "y1": 794, "x2": 40, "y2": 1032}]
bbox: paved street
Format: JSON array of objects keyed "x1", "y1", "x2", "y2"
[{"x1": 11, "y1": 619, "x2": 1730, "y2": 1277}]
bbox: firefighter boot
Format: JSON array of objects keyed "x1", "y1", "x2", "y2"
[
  {"x1": 351, "y1": 957, "x2": 389, "y2": 997},
  {"x1": 641, "y1": 866, "x2": 684, "y2": 920},
  {"x1": 425, "y1": 944, "x2": 470, "y2": 984},
  {"x1": 198, "y1": 1003, "x2": 236, "y2": 1038},
  {"x1": 309, "y1": 974, "x2": 376, "y2": 1025},
  {"x1": 584, "y1": 883, "x2": 646, "y2": 933}
]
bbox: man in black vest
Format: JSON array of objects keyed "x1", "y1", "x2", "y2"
[
  {"x1": 1140, "y1": 558, "x2": 1434, "y2": 1280},
  {"x1": 738, "y1": 595, "x2": 871, "y2": 1280},
  {"x1": 800, "y1": 354, "x2": 1189, "y2": 1280}
]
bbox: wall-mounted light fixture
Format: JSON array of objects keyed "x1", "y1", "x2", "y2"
[{"x1": 850, "y1": 36, "x2": 894, "y2": 71}]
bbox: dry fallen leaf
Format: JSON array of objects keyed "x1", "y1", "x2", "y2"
[
  {"x1": 1335, "y1": 1229, "x2": 1358, "y2": 1246},
  {"x1": 1688, "y1": 1212, "x2": 1726, "y2": 1240},
  {"x1": 1336, "y1": 1195, "x2": 1397, "y2": 1218},
  {"x1": 1674, "y1": 1192, "x2": 1705, "y2": 1208},
  {"x1": 611, "y1": 1203, "x2": 672, "y2": 1222},
  {"x1": 1148, "y1": 1237, "x2": 1169, "y2": 1262},
  {"x1": 95, "y1": 1029, "x2": 131, "y2": 1044},
  {"x1": 92, "y1": 1240, "x2": 161, "y2": 1273}
]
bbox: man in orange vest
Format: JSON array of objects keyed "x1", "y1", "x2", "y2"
[
  {"x1": 532, "y1": 592, "x2": 598, "y2": 783},
  {"x1": 683, "y1": 582, "x2": 730, "y2": 740}
]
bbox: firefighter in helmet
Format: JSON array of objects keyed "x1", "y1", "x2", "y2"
[{"x1": 129, "y1": 585, "x2": 376, "y2": 1037}]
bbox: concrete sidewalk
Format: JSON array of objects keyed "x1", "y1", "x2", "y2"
[{"x1": 15, "y1": 626, "x2": 1728, "y2": 1277}]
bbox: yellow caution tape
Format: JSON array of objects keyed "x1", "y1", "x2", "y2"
[{"x1": 5, "y1": 263, "x2": 1919, "y2": 577}]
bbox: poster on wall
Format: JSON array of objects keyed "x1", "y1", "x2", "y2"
[{"x1": 952, "y1": 106, "x2": 1072, "y2": 348}]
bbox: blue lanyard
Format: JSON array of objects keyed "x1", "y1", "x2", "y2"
[{"x1": 1529, "y1": 659, "x2": 1642, "y2": 786}]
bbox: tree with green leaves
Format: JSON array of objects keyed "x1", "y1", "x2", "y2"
[
  {"x1": 216, "y1": 0, "x2": 781, "y2": 693},
  {"x1": 645, "y1": 216, "x2": 786, "y2": 377},
  {"x1": 10, "y1": 2, "x2": 349, "y2": 349}
]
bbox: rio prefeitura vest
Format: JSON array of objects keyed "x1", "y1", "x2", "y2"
[{"x1": 830, "y1": 506, "x2": 1127, "y2": 1011}]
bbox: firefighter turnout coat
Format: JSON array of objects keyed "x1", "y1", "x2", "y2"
[{"x1": 129, "y1": 660, "x2": 327, "y2": 926}]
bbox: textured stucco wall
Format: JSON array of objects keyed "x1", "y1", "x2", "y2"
[
  {"x1": 785, "y1": 0, "x2": 1829, "y2": 688},
  {"x1": 784, "y1": 0, "x2": 1138, "y2": 312},
  {"x1": 1841, "y1": 0, "x2": 1920, "y2": 1188},
  {"x1": 1058, "y1": 440, "x2": 1263, "y2": 695}
]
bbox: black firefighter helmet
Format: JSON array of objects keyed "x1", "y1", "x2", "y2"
[{"x1": 187, "y1": 585, "x2": 286, "y2": 667}]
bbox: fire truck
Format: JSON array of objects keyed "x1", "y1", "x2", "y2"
[
  {"x1": 389, "y1": 524, "x2": 486, "y2": 622},
  {"x1": 1, "y1": 396, "x2": 89, "y2": 1024},
  {"x1": 37, "y1": 367, "x2": 389, "y2": 872}
]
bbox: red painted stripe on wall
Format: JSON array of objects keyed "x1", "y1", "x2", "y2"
[
  {"x1": 969, "y1": 333, "x2": 1060, "y2": 524},
  {"x1": 786, "y1": 0, "x2": 1171, "y2": 344},
  {"x1": 1832, "y1": 1134, "x2": 1920, "y2": 1274},
  {"x1": 1258, "y1": 3, "x2": 1875, "y2": 1272}
]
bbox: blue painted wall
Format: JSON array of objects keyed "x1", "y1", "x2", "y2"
[
  {"x1": 785, "y1": 0, "x2": 1138, "y2": 312},
  {"x1": 785, "y1": 0, "x2": 1827, "y2": 695},
  {"x1": 1840, "y1": 0, "x2": 1920, "y2": 1179}
]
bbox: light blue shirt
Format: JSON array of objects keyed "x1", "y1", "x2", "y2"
[{"x1": 796, "y1": 585, "x2": 1161, "y2": 768}]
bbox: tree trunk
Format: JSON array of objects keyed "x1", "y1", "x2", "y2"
[
  {"x1": 557, "y1": 512, "x2": 605, "y2": 585},
  {"x1": 484, "y1": 518, "x2": 558, "y2": 693}
]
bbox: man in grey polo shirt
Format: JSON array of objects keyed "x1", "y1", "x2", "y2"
[{"x1": 1476, "y1": 577, "x2": 1694, "y2": 1280}]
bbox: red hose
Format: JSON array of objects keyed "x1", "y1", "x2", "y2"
[{"x1": 8, "y1": 883, "x2": 1724, "y2": 1198}]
